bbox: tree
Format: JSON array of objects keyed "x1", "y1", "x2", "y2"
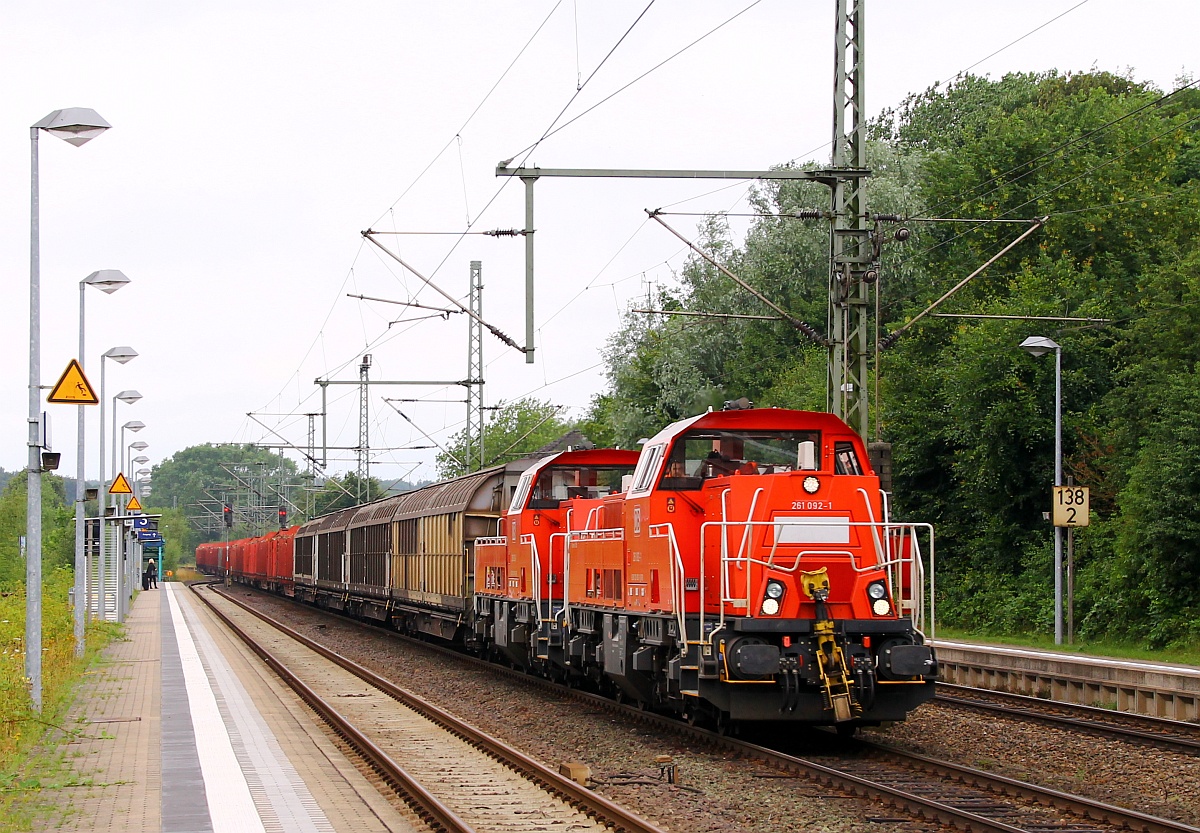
[{"x1": 436, "y1": 399, "x2": 572, "y2": 479}]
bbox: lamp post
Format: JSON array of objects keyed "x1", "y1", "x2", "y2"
[
  {"x1": 1020, "y1": 335, "x2": 1063, "y2": 645},
  {"x1": 97, "y1": 364, "x2": 137, "y2": 623},
  {"x1": 74, "y1": 270, "x2": 130, "y2": 657},
  {"x1": 123, "y1": 425, "x2": 146, "y2": 475},
  {"x1": 111, "y1": 396, "x2": 142, "y2": 622},
  {"x1": 123, "y1": 439, "x2": 148, "y2": 611},
  {"x1": 28, "y1": 108, "x2": 111, "y2": 709}
]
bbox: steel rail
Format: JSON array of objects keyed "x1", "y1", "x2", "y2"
[
  {"x1": 857, "y1": 741, "x2": 1200, "y2": 833},
  {"x1": 936, "y1": 683, "x2": 1200, "y2": 756},
  {"x1": 200, "y1": 583, "x2": 666, "y2": 833}
]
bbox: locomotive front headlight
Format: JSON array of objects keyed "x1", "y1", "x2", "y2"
[
  {"x1": 761, "y1": 580, "x2": 786, "y2": 616},
  {"x1": 867, "y1": 580, "x2": 891, "y2": 615}
]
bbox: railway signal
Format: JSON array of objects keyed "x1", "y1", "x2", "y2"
[{"x1": 223, "y1": 504, "x2": 233, "y2": 528}]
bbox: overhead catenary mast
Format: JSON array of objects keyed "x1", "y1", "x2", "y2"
[
  {"x1": 467, "y1": 261, "x2": 485, "y2": 471},
  {"x1": 828, "y1": 0, "x2": 872, "y2": 440}
]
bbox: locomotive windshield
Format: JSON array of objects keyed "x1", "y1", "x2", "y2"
[
  {"x1": 658, "y1": 429, "x2": 833, "y2": 491},
  {"x1": 510, "y1": 463, "x2": 638, "y2": 512}
]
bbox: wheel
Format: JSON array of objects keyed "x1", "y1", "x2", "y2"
[{"x1": 835, "y1": 722, "x2": 858, "y2": 738}]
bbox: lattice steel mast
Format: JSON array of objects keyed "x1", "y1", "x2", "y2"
[
  {"x1": 827, "y1": 0, "x2": 873, "y2": 440},
  {"x1": 467, "y1": 261, "x2": 485, "y2": 471}
]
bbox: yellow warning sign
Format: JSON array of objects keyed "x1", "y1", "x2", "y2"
[
  {"x1": 47, "y1": 359, "x2": 98, "y2": 404},
  {"x1": 109, "y1": 473, "x2": 133, "y2": 495},
  {"x1": 126, "y1": 495, "x2": 143, "y2": 512}
]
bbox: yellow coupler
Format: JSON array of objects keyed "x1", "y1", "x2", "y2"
[{"x1": 800, "y1": 568, "x2": 860, "y2": 723}]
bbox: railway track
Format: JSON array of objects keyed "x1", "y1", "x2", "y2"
[
  {"x1": 210, "y1": 584, "x2": 1200, "y2": 833},
  {"x1": 936, "y1": 683, "x2": 1200, "y2": 756},
  {"x1": 191, "y1": 583, "x2": 666, "y2": 833}
]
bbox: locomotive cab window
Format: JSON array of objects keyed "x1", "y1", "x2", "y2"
[
  {"x1": 631, "y1": 444, "x2": 666, "y2": 493},
  {"x1": 833, "y1": 441, "x2": 864, "y2": 476},
  {"x1": 658, "y1": 429, "x2": 822, "y2": 489},
  {"x1": 527, "y1": 463, "x2": 639, "y2": 509}
]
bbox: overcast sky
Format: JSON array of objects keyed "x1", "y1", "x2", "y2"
[{"x1": 2, "y1": 0, "x2": 1195, "y2": 490}]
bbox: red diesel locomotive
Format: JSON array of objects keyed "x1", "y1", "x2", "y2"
[{"x1": 200, "y1": 406, "x2": 936, "y2": 731}]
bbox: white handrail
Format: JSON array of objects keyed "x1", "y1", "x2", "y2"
[
  {"x1": 695, "y1": 516, "x2": 934, "y2": 634},
  {"x1": 855, "y1": 487, "x2": 887, "y2": 564},
  {"x1": 648, "y1": 523, "x2": 688, "y2": 645},
  {"x1": 519, "y1": 533, "x2": 541, "y2": 615}
]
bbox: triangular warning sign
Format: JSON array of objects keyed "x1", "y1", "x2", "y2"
[
  {"x1": 47, "y1": 359, "x2": 98, "y2": 404},
  {"x1": 109, "y1": 473, "x2": 133, "y2": 495},
  {"x1": 126, "y1": 496, "x2": 143, "y2": 512}
]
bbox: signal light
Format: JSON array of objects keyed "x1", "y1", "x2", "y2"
[
  {"x1": 223, "y1": 504, "x2": 233, "y2": 528},
  {"x1": 278, "y1": 507, "x2": 287, "y2": 528}
]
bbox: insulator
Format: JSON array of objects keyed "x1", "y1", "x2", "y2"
[
  {"x1": 792, "y1": 209, "x2": 823, "y2": 220},
  {"x1": 872, "y1": 213, "x2": 903, "y2": 222},
  {"x1": 894, "y1": 227, "x2": 911, "y2": 242},
  {"x1": 484, "y1": 228, "x2": 524, "y2": 237}
]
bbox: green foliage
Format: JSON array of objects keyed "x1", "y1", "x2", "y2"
[
  {"x1": 0, "y1": 476, "x2": 74, "y2": 588},
  {"x1": 436, "y1": 399, "x2": 572, "y2": 479}
]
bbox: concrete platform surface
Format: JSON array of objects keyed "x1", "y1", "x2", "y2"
[{"x1": 39, "y1": 583, "x2": 418, "y2": 833}]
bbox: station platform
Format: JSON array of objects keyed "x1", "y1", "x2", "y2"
[
  {"x1": 43, "y1": 583, "x2": 417, "y2": 833},
  {"x1": 933, "y1": 638, "x2": 1200, "y2": 721}
]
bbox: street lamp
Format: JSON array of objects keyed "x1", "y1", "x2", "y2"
[
  {"x1": 74, "y1": 270, "x2": 130, "y2": 657},
  {"x1": 127, "y1": 440, "x2": 148, "y2": 479},
  {"x1": 122, "y1": 423, "x2": 145, "y2": 472},
  {"x1": 28, "y1": 108, "x2": 111, "y2": 709},
  {"x1": 97, "y1": 357, "x2": 136, "y2": 624},
  {"x1": 1020, "y1": 335, "x2": 1063, "y2": 645}
]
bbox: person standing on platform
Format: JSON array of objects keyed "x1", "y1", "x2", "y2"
[{"x1": 145, "y1": 558, "x2": 157, "y2": 589}]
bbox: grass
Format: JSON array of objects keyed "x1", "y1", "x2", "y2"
[
  {"x1": 0, "y1": 568, "x2": 120, "y2": 832},
  {"x1": 933, "y1": 625, "x2": 1200, "y2": 667},
  {"x1": 169, "y1": 566, "x2": 204, "y2": 582}
]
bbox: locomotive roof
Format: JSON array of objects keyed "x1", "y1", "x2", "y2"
[{"x1": 640, "y1": 407, "x2": 860, "y2": 448}]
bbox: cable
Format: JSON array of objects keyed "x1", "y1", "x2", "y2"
[
  {"x1": 946, "y1": 0, "x2": 1091, "y2": 82},
  {"x1": 369, "y1": 1, "x2": 565, "y2": 228},
  {"x1": 500, "y1": 0, "x2": 764, "y2": 162}
]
